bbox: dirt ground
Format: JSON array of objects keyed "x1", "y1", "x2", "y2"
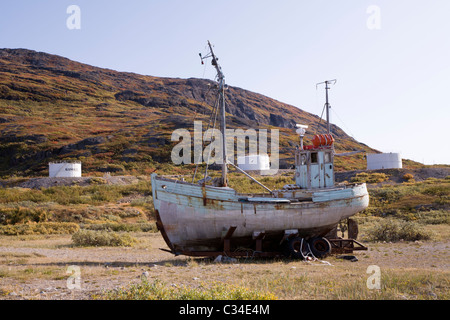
[{"x1": 0, "y1": 231, "x2": 449, "y2": 300}]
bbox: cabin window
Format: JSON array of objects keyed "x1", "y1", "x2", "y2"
[
  {"x1": 311, "y1": 152, "x2": 318, "y2": 164},
  {"x1": 324, "y1": 152, "x2": 331, "y2": 163}
]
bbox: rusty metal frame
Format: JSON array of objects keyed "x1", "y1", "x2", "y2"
[
  {"x1": 179, "y1": 226, "x2": 282, "y2": 258},
  {"x1": 156, "y1": 217, "x2": 368, "y2": 258},
  {"x1": 328, "y1": 238, "x2": 368, "y2": 254}
]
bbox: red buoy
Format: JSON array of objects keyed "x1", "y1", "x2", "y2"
[{"x1": 312, "y1": 134, "x2": 334, "y2": 148}]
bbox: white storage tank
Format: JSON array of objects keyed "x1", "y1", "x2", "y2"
[
  {"x1": 49, "y1": 161, "x2": 82, "y2": 177},
  {"x1": 237, "y1": 154, "x2": 270, "y2": 171},
  {"x1": 367, "y1": 153, "x2": 402, "y2": 170}
]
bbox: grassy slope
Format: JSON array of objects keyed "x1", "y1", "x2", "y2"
[{"x1": 0, "y1": 48, "x2": 406, "y2": 177}]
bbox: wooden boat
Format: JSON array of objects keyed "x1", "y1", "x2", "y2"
[{"x1": 151, "y1": 41, "x2": 369, "y2": 258}]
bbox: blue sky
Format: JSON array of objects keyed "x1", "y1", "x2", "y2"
[{"x1": 1, "y1": 0, "x2": 449, "y2": 164}]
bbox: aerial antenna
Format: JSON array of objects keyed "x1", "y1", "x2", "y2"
[{"x1": 316, "y1": 79, "x2": 336, "y2": 134}]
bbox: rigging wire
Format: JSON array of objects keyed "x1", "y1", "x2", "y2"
[
  {"x1": 330, "y1": 108, "x2": 356, "y2": 140},
  {"x1": 317, "y1": 104, "x2": 326, "y2": 135},
  {"x1": 191, "y1": 82, "x2": 213, "y2": 122},
  {"x1": 203, "y1": 95, "x2": 220, "y2": 181},
  {"x1": 314, "y1": 85, "x2": 328, "y2": 136},
  {"x1": 190, "y1": 65, "x2": 216, "y2": 183},
  {"x1": 192, "y1": 92, "x2": 220, "y2": 183}
]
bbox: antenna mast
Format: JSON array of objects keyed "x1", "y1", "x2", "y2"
[{"x1": 316, "y1": 79, "x2": 336, "y2": 134}]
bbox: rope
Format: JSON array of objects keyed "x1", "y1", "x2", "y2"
[
  {"x1": 299, "y1": 238, "x2": 334, "y2": 266},
  {"x1": 192, "y1": 93, "x2": 220, "y2": 183}
]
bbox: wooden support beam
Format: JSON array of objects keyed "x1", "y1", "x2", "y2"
[
  {"x1": 254, "y1": 232, "x2": 266, "y2": 252},
  {"x1": 222, "y1": 226, "x2": 237, "y2": 253}
]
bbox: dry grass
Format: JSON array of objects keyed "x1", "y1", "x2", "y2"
[
  {"x1": 71, "y1": 229, "x2": 138, "y2": 247},
  {"x1": 0, "y1": 222, "x2": 79, "y2": 236},
  {"x1": 0, "y1": 231, "x2": 448, "y2": 300},
  {"x1": 96, "y1": 279, "x2": 276, "y2": 300},
  {"x1": 0, "y1": 174, "x2": 448, "y2": 300},
  {"x1": 364, "y1": 218, "x2": 432, "y2": 242}
]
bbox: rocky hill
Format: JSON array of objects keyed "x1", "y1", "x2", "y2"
[{"x1": 0, "y1": 48, "x2": 384, "y2": 177}]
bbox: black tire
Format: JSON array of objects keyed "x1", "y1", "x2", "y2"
[
  {"x1": 287, "y1": 237, "x2": 308, "y2": 259},
  {"x1": 280, "y1": 241, "x2": 291, "y2": 258},
  {"x1": 308, "y1": 237, "x2": 331, "y2": 258}
]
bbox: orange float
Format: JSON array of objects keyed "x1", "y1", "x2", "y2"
[{"x1": 312, "y1": 134, "x2": 334, "y2": 148}]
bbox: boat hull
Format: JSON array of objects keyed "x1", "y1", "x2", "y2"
[{"x1": 151, "y1": 174, "x2": 369, "y2": 254}]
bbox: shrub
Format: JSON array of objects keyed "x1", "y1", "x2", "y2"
[
  {"x1": 0, "y1": 188, "x2": 49, "y2": 204},
  {"x1": 71, "y1": 229, "x2": 137, "y2": 247},
  {"x1": 0, "y1": 207, "x2": 48, "y2": 225},
  {"x1": 351, "y1": 172, "x2": 389, "y2": 184},
  {"x1": 402, "y1": 173, "x2": 415, "y2": 183},
  {"x1": 422, "y1": 185, "x2": 449, "y2": 197},
  {"x1": 365, "y1": 218, "x2": 432, "y2": 242},
  {"x1": 413, "y1": 210, "x2": 450, "y2": 225},
  {"x1": 402, "y1": 173, "x2": 414, "y2": 181},
  {"x1": 371, "y1": 187, "x2": 403, "y2": 203},
  {"x1": 89, "y1": 177, "x2": 107, "y2": 185},
  {"x1": 0, "y1": 222, "x2": 79, "y2": 235},
  {"x1": 81, "y1": 222, "x2": 157, "y2": 233}
]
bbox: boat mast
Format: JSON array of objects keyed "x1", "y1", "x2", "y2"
[
  {"x1": 206, "y1": 41, "x2": 228, "y2": 186},
  {"x1": 317, "y1": 79, "x2": 336, "y2": 134}
]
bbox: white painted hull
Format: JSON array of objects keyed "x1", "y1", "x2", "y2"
[{"x1": 151, "y1": 174, "x2": 369, "y2": 254}]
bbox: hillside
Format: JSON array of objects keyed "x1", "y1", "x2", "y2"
[{"x1": 0, "y1": 48, "x2": 386, "y2": 177}]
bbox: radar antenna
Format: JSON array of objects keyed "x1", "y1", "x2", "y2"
[{"x1": 316, "y1": 79, "x2": 336, "y2": 134}]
